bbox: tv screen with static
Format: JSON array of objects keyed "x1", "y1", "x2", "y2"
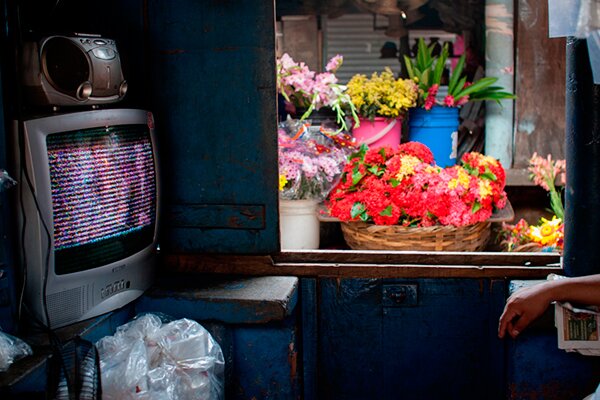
[{"x1": 47, "y1": 124, "x2": 156, "y2": 275}]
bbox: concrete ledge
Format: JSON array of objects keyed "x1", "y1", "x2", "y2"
[
  {"x1": 506, "y1": 168, "x2": 564, "y2": 187},
  {"x1": 137, "y1": 275, "x2": 299, "y2": 324}
]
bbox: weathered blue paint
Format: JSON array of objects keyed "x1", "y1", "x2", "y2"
[
  {"x1": 318, "y1": 278, "x2": 507, "y2": 399},
  {"x1": 564, "y1": 37, "x2": 600, "y2": 277},
  {"x1": 231, "y1": 318, "x2": 300, "y2": 400},
  {"x1": 300, "y1": 278, "x2": 317, "y2": 400},
  {"x1": 136, "y1": 276, "x2": 298, "y2": 324},
  {"x1": 146, "y1": 0, "x2": 279, "y2": 254},
  {"x1": 318, "y1": 278, "x2": 384, "y2": 399}
]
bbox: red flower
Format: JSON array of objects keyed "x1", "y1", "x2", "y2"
[
  {"x1": 326, "y1": 143, "x2": 507, "y2": 227},
  {"x1": 397, "y1": 142, "x2": 434, "y2": 164}
]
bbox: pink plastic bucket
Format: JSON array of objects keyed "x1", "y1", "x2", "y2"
[{"x1": 352, "y1": 117, "x2": 402, "y2": 149}]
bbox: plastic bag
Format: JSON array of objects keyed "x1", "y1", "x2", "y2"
[
  {"x1": 547, "y1": 0, "x2": 600, "y2": 83},
  {"x1": 96, "y1": 314, "x2": 225, "y2": 400},
  {"x1": 278, "y1": 118, "x2": 356, "y2": 201},
  {"x1": 576, "y1": 0, "x2": 600, "y2": 38},
  {"x1": 0, "y1": 330, "x2": 33, "y2": 372},
  {"x1": 0, "y1": 169, "x2": 17, "y2": 193}
]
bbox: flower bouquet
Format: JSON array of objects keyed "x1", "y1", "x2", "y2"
[
  {"x1": 404, "y1": 38, "x2": 515, "y2": 110},
  {"x1": 326, "y1": 142, "x2": 507, "y2": 251},
  {"x1": 498, "y1": 153, "x2": 566, "y2": 252},
  {"x1": 346, "y1": 68, "x2": 419, "y2": 120},
  {"x1": 278, "y1": 119, "x2": 356, "y2": 249},
  {"x1": 278, "y1": 119, "x2": 354, "y2": 201},
  {"x1": 277, "y1": 53, "x2": 359, "y2": 132},
  {"x1": 402, "y1": 38, "x2": 516, "y2": 167},
  {"x1": 346, "y1": 68, "x2": 418, "y2": 148}
]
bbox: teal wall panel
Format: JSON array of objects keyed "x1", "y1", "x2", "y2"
[{"x1": 147, "y1": 0, "x2": 279, "y2": 253}]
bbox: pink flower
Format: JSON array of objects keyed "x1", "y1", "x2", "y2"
[
  {"x1": 456, "y1": 96, "x2": 469, "y2": 106},
  {"x1": 444, "y1": 95, "x2": 455, "y2": 107},
  {"x1": 326, "y1": 55, "x2": 343, "y2": 73},
  {"x1": 423, "y1": 84, "x2": 439, "y2": 110}
]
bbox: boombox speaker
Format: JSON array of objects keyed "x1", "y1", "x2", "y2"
[{"x1": 21, "y1": 34, "x2": 128, "y2": 107}]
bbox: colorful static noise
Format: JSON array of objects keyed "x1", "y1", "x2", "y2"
[{"x1": 47, "y1": 125, "x2": 156, "y2": 250}]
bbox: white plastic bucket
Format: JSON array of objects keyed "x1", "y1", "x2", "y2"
[{"x1": 279, "y1": 199, "x2": 320, "y2": 249}]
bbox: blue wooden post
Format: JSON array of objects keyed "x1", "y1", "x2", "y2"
[
  {"x1": 484, "y1": 0, "x2": 515, "y2": 167},
  {"x1": 563, "y1": 37, "x2": 600, "y2": 277}
]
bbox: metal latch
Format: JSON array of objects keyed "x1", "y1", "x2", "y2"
[{"x1": 383, "y1": 284, "x2": 418, "y2": 307}]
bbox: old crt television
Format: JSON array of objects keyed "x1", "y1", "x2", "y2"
[{"x1": 12, "y1": 109, "x2": 159, "y2": 328}]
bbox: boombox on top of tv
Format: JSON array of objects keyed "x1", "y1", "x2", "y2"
[{"x1": 21, "y1": 34, "x2": 128, "y2": 107}]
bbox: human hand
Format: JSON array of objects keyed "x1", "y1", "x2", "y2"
[{"x1": 498, "y1": 281, "x2": 555, "y2": 339}]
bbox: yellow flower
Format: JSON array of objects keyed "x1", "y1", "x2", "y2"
[
  {"x1": 478, "y1": 179, "x2": 493, "y2": 199},
  {"x1": 448, "y1": 168, "x2": 470, "y2": 190},
  {"x1": 347, "y1": 68, "x2": 418, "y2": 120},
  {"x1": 528, "y1": 216, "x2": 563, "y2": 246},
  {"x1": 279, "y1": 174, "x2": 288, "y2": 191},
  {"x1": 395, "y1": 155, "x2": 421, "y2": 181}
]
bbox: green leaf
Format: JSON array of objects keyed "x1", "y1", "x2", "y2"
[
  {"x1": 432, "y1": 51, "x2": 446, "y2": 86},
  {"x1": 368, "y1": 165, "x2": 379, "y2": 174},
  {"x1": 482, "y1": 167, "x2": 497, "y2": 181},
  {"x1": 417, "y1": 38, "x2": 429, "y2": 70},
  {"x1": 481, "y1": 171, "x2": 497, "y2": 181},
  {"x1": 469, "y1": 90, "x2": 516, "y2": 101},
  {"x1": 472, "y1": 201, "x2": 482, "y2": 213},
  {"x1": 447, "y1": 54, "x2": 465, "y2": 94},
  {"x1": 390, "y1": 178, "x2": 400, "y2": 187},
  {"x1": 450, "y1": 76, "x2": 467, "y2": 97},
  {"x1": 352, "y1": 168, "x2": 364, "y2": 185},
  {"x1": 404, "y1": 55, "x2": 415, "y2": 79},
  {"x1": 349, "y1": 143, "x2": 368, "y2": 161},
  {"x1": 379, "y1": 206, "x2": 393, "y2": 217},
  {"x1": 420, "y1": 69, "x2": 429, "y2": 87},
  {"x1": 351, "y1": 202, "x2": 366, "y2": 219},
  {"x1": 455, "y1": 77, "x2": 497, "y2": 98}
]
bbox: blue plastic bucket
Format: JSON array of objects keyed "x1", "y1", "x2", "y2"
[{"x1": 408, "y1": 107, "x2": 459, "y2": 167}]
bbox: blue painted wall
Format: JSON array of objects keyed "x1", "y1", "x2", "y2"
[
  {"x1": 146, "y1": 0, "x2": 280, "y2": 254},
  {"x1": 315, "y1": 278, "x2": 506, "y2": 399}
]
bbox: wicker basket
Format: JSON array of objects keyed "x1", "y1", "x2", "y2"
[{"x1": 341, "y1": 221, "x2": 491, "y2": 251}]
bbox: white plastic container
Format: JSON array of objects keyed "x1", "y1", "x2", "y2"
[{"x1": 279, "y1": 199, "x2": 320, "y2": 249}]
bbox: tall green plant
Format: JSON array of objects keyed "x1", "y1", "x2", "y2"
[{"x1": 404, "y1": 38, "x2": 515, "y2": 109}]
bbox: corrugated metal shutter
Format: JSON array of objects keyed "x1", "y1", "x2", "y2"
[{"x1": 324, "y1": 14, "x2": 402, "y2": 84}]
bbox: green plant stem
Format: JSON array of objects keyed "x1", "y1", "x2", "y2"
[{"x1": 549, "y1": 189, "x2": 564, "y2": 220}]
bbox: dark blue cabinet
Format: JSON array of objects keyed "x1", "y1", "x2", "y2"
[{"x1": 316, "y1": 278, "x2": 506, "y2": 399}]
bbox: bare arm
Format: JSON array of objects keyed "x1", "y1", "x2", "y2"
[{"x1": 498, "y1": 274, "x2": 600, "y2": 339}]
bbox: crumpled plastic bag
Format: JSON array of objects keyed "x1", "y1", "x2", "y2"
[
  {"x1": 0, "y1": 330, "x2": 33, "y2": 371},
  {"x1": 96, "y1": 314, "x2": 225, "y2": 400},
  {"x1": 278, "y1": 118, "x2": 356, "y2": 201}
]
